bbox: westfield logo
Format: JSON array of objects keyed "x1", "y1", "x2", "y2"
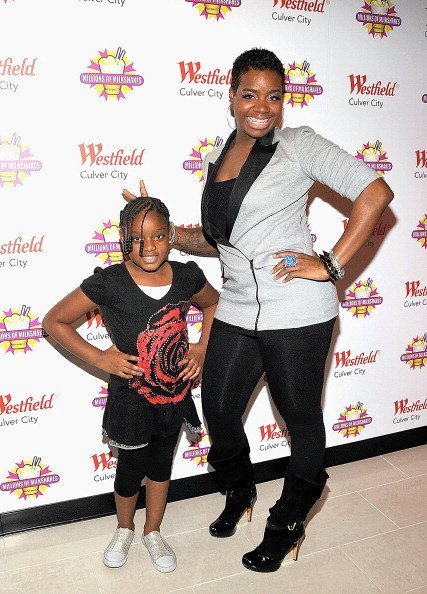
[{"x1": 348, "y1": 74, "x2": 397, "y2": 96}]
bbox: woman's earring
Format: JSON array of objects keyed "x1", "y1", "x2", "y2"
[{"x1": 227, "y1": 104, "x2": 236, "y2": 129}]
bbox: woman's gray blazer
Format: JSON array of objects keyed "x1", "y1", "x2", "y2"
[{"x1": 201, "y1": 126, "x2": 379, "y2": 331}]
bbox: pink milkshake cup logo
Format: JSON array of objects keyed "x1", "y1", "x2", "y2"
[
  {"x1": 356, "y1": 140, "x2": 392, "y2": 175},
  {"x1": 183, "y1": 136, "x2": 223, "y2": 181},
  {"x1": 400, "y1": 334, "x2": 427, "y2": 370},
  {"x1": 356, "y1": 1, "x2": 401, "y2": 38},
  {"x1": 284, "y1": 61, "x2": 323, "y2": 108},
  {"x1": 85, "y1": 220, "x2": 123, "y2": 266},
  {"x1": 341, "y1": 278, "x2": 383, "y2": 318},
  {"x1": 80, "y1": 47, "x2": 144, "y2": 101},
  {"x1": 185, "y1": 0, "x2": 241, "y2": 20},
  {"x1": 0, "y1": 133, "x2": 42, "y2": 188},
  {"x1": 333, "y1": 402, "x2": 372, "y2": 438},
  {"x1": 1, "y1": 456, "x2": 60, "y2": 499},
  {"x1": 182, "y1": 430, "x2": 211, "y2": 466},
  {"x1": 92, "y1": 383, "x2": 108, "y2": 409},
  {"x1": 0, "y1": 306, "x2": 45, "y2": 354},
  {"x1": 412, "y1": 214, "x2": 427, "y2": 250},
  {"x1": 186, "y1": 305, "x2": 203, "y2": 332}
]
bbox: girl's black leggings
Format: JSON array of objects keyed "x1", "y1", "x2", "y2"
[
  {"x1": 114, "y1": 429, "x2": 180, "y2": 497},
  {"x1": 202, "y1": 318, "x2": 336, "y2": 481}
]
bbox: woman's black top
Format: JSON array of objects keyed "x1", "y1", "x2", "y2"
[{"x1": 207, "y1": 178, "x2": 237, "y2": 241}]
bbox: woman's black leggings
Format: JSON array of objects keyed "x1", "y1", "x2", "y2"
[
  {"x1": 202, "y1": 318, "x2": 335, "y2": 481},
  {"x1": 114, "y1": 430, "x2": 180, "y2": 498}
]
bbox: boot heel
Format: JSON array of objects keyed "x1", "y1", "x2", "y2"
[
  {"x1": 292, "y1": 534, "x2": 305, "y2": 561},
  {"x1": 246, "y1": 495, "x2": 257, "y2": 522}
]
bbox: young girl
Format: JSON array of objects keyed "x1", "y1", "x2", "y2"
[{"x1": 43, "y1": 197, "x2": 218, "y2": 572}]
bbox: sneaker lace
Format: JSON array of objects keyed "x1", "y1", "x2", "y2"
[
  {"x1": 108, "y1": 529, "x2": 130, "y2": 552},
  {"x1": 146, "y1": 533, "x2": 172, "y2": 558}
]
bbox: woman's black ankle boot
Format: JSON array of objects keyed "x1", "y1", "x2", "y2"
[
  {"x1": 208, "y1": 442, "x2": 257, "y2": 538},
  {"x1": 242, "y1": 468, "x2": 328, "y2": 572}
]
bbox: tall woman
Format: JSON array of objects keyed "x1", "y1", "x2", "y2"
[{"x1": 124, "y1": 48, "x2": 393, "y2": 572}]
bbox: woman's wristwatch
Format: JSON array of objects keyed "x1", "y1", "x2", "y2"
[{"x1": 319, "y1": 249, "x2": 345, "y2": 283}]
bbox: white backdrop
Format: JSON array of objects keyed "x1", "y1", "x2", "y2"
[{"x1": 0, "y1": 0, "x2": 426, "y2": 513}]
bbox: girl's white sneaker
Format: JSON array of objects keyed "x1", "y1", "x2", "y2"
[
  {"x1": 142, "y1": 531, "x2": 177, "y2": 573},
  {"x1": 103, "y1": 527, "x2": 134, "y2": 568}
]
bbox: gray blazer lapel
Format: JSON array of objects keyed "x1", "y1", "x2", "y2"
[{"x1": 226, "y1": 130, "x2": 279, "y2": 235}]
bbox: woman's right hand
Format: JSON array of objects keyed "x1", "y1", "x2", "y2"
[
  {"x1": 122, "y1": 180, "x2": 148, "y2": 202},
  {"x1": 96, "y1": 345, "x2": 142, "y2": 379}
]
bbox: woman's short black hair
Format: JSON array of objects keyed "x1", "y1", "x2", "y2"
[{"x1": 231, "y1": 48, "x2": 284, "y2": 92}]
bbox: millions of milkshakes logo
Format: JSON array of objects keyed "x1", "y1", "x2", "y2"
[
  {"x1": 186, "y1": 305, "x2": 203, "y2": 333},
  {"x1": 355, "y1": 140, "x2": 392, "y2": 175},
  {"x1": 92, "y1": 383, "x2": 108, "y2": 409},
  {"x1": 85, "y1": 220, "x2": 124, "y2": 266},
  {"x1": 333, "y1": 402, "x2": 373, "y2": 438},
  {"x1": 1, "y1": 456, "x2": 60, "y2": 499},
  {"x1": 356, "y1": 1, "x2": 401, "y2": 38},
  {"x1": 400, "y1": 333, "x2": 427, "y2": 370},
  {"x1": 182, "y1": 430, "x2": 211, "y2": 466},
  {"x1": 185, "y1": 0, "x2": 241, "y2": 20},
  {"x1": 183, "y1": 137, "x2": 223, "y2": 181},
  {"x1": 0, "y1": 306, "x2": 46, "y2": 354},
  {"x1": 0, "y1": 133, "x2": 42, "y2": 187},
  {"x1": 80, "y1": 47, "x2": 144, "y2": 100},
  {"x1": 412, "y1": 214, "x2": 427, "y2": 250},
  {"x1": 341, "y1": 278, "x2": 383, "y2": 318},
  {"x1": 284, "y1": 61, "x2": 323, "y2": 108}
]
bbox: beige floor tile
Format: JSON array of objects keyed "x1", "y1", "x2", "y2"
[
  {"x1": 193, "y1": 547, "x2": 380, "y2": 593},
  {"x1": 90, "y1": 527, "x2": 252, "y2": 593},
  {"x1": 342, "y1": 522, "x2": 427, "y2": 593},
  {"x1": 160, "y1": 480, "x2": 281, "y2": 537},
  {"x1": 382, "y1": 445, "x2": 427, "y2": 477},
  {"x1": 406, "y1": 587, "x2": 427, "y2": 593},
  {"x1": 359, "y1": 475, "x2": 427, "y2": 527},
  {"x1": 0, "y1": 555, "x2": 100, "y2": 593},
  {"x1": 239, "y1": 492, "x2": 396, "y2": 557},
  {"x1": 0, "y1": 537, "x2": 6, "y2": 572},
  {"x1": 323, "y1": 456, "x2": 407, "y2": 499},
  {"x1": 3, "y1": 514, "x2": 118, "y2": 570}
]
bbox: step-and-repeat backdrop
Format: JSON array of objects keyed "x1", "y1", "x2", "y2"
[{"x1": 1, "y1": 0, "x2": 426, "y2": 513}]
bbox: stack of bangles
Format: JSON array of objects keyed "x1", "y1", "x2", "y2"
[{"x1": 319, "y1": 250, "x2": 345, "y2": 283}]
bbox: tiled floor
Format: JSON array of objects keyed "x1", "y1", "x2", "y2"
[{"x1": 1, "y1": 445, "x2": 426, "y2": 593}]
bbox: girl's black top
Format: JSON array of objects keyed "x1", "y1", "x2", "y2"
[{"x1": 80, "y1": 260, "x2": 206, "y2": 448}]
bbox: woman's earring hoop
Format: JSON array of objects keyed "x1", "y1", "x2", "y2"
[{"x1": 227, "y1": 104, "x2": 236, "y2": 129}]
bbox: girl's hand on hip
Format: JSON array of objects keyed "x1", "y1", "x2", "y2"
[
  {"x1": 272, "y1": 251, "x2": 329, "y2": 283},
  {"x1": 122, "y1": 180, "x2": 148, "y2": 202},
  {"x1": 177, "y1": 343, "x2": 205, "y2": 381},
  {"x1": 96, "y1": 345, "x2": 142, "y2": 379}
]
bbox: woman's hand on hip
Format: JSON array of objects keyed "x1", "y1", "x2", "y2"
[
  {"x1": 96, "y1": 345, "x2": 142, "y2": 379},
  {"x1": 122, "y1": 180, "x2": 148, "y2": 202},
  {"x1": 272, "y1": 251, "x2": 329, "y2": 283}
]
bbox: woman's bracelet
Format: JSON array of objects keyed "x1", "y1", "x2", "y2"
[
  {"x1": 329, "y1": 249, "x2": 345, "y2": 279},
  {"x1": 319, "y1": 250, "x2": 345, "y2": 283},
  {"x1": 169, "y1": 221, "x2": 176, "y2": 245}
]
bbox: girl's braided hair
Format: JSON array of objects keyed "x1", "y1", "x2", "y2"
[{"x1": 119, "y1": 196, "x2": 170, "y2": 256}]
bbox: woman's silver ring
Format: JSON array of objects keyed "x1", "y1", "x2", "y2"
[{"x1": 283, "y1": 255, "x2": 297, "y2": 267}]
